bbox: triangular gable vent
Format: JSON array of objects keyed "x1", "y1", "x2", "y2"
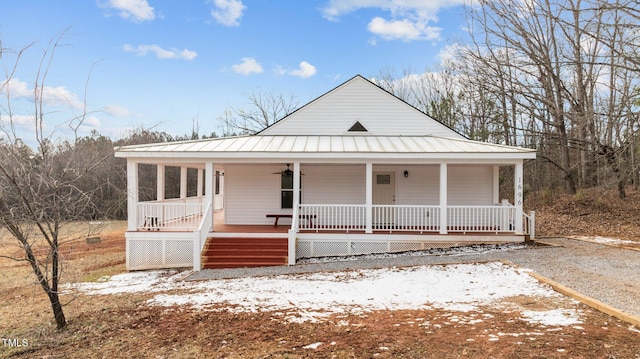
[{"x1": 348, "y1": 121, "x2": 368, "y2": 132}]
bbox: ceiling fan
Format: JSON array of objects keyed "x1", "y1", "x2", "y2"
[{"x1": 272, "y1": 163, "x2": 304, "y2": 175}]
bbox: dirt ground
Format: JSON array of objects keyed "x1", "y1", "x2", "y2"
[
  {"x1": 2, "y1": 189, "x2": 640, "y2": 358},
  {"x1": 529, "y1": 187, "x2": 640, "y2": 244}
]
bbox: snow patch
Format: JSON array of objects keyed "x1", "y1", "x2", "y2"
[
  {"x1": 521, "y1": 309, "x2": 582, "y2": 326},
  {"x1": 69, "y1": 262, "x2": 581, "y2": 326},
  {"x1": 571, "y1": 236, "x2": 638, "y2": 246}
]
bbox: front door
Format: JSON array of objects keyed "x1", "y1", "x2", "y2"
[{"x1": 373, "y1": 172, "x2": 395, "y2": 229}]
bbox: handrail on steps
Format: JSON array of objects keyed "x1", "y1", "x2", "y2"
[{"x1": 193, "y1": 202, "x2": 213, "y2": 271}]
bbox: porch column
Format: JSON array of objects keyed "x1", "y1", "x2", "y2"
[
  {"x1": 180, "y1": 166, "x2": 188, "y2": 199},
  {"x1": 365, "y1": 162, "x2": 373, "y2": 233},
  {"x1": 514, "y1": 160, "x2": 524, "y2": 233},
  {"x1": 197, "y1": 168, "x2": 203, "y2": 197},
  {"x1": 205, "y1": 162, "x2": 215, "y2": 228},
  {"x1": 288, "y1": 162, "x2": 301, "y2": 265},
  {"x1": 126, "y1": 160, "x2": 139, "y2": 231},
  {"x1": 292, "y1": 162, "x2": 301, "y2": 219},
  {"x1": 157, "y1": 165, "x2": 165, "y2": 201},
  {"x1": 492, "y1": 166, "x2": 499, "y2": 205},
  {"x1": 439, "y1": 163, "x2": 448, "y2": 234}
]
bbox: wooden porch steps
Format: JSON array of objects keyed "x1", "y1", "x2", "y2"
[{"x1": 201, "y1": 237, "x2": 288, "y2": 269}]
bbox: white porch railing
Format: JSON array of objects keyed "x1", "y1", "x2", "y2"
[
  {"x1": 447, "y1": 206, "x2": 515, "y2": 233},
  {"x1": 373, "y1": 205, "x2": 440, "y2": 232},
  {"x1": 296, "y1": 204, "x2": 522, "y2": 234},
  {"x1": 523, "y1": 211, "x2": 536, "y2": 239},
  {"x1": 193, "y1": 202, "x2": 213, "y2": 271},
  {"x1": 137, "y1": 197, "x2": 204, "y2": 231},
  {"x1": 298, "y1": 204, "x2": 366, "y2": 231}
]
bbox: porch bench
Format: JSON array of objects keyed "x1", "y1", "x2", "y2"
[{"x1": 266, "y1": 214, "x2": 316, "y2": 227}]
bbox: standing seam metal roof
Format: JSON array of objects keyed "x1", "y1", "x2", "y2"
[{"x1": 115, "y1": 135, "x2": 536, "y2": 157}]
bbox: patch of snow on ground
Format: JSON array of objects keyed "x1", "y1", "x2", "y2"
[
  {"x1": 64, "y1": 271, "x2": 178, "y2": 295},
  {"x1": 70, "y1": 262, "x2": 576, "y2": 324},
  {"x1": 571, "y1": 236, "x2": 638, "y2": 246},
  {"x1": 521, "y1": 309, "x2": 582, "y2": 326}
]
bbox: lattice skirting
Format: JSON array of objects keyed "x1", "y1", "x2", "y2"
[
  {"x1": 296, "y1": 240, "x2": 473, "y2": 259},
  {"x1": 127, "y1": 234, "x2": 193, "y2": 270}
]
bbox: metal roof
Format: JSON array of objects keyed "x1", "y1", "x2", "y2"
[{"x1": 115, "y1": 135, "x2": 536, "y2": 162}]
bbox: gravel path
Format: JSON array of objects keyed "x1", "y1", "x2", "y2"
[{"x1": 186, "y1": 238, "x2": 640, "y2": 318}]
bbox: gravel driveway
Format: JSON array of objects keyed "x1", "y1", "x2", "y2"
[{"x1": 187, "y1": 237, "x2": 640, "y2": 318}]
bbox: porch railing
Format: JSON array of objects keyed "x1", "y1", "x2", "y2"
[
  {"x1": 447, "y1": 206, "x2": 515, "y2": 233},
  {"x1": 193, "y1": 202, "x2": 213, "y2": 271},
  {"x1": 373, "y1": 205, "x2": 440, "y2": 232},
  {"x1": 298, "y1": 204, "x2": 366, "y2": 231},
  {"x1": 297, "y1": 204, "x2": 521, "y2": 234},
  {"x1": 137, "y1": 197, "x2": 204, "y2": 231},
  {"x1": 523, "y1": 211, "x2": 535, "y2": 239}
]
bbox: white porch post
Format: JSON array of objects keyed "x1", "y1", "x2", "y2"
[
  {"x1": 157, "y1": 165, "x2": 165, "y2": 201},
  {"x1": 197, "y1": 168, "x2": 203, "y2": 197},
  {"x1": 439, "y1": 163, "x2": 448, "y2": 234},
  {"x1": 205, "y1": 162, "x2": 215, "y2": 227},
  {"x1": 180, "y1": 166, "x2": 188, "y2": 199},
  {"x1": 492, "y1": 166, "x2": 500, "y2": 205},
  {"x1": 365, "y1": 162, "x2": 373, "y2": 233},
  {"x1": 514, "y1": 160, "x2": 524, "y2": 233},
  {"x1": 126, "y1": 160, "x2": 139, "y2": 231},
  {"x1": 288, "y1": 162, "x2": 301, "y2": 265}
]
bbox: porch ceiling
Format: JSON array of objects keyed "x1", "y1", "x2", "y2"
[{"x1": 115, "y1": 135, "x2": 536, "y2": 162}]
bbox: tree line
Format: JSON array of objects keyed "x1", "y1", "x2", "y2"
[{"x1": 376, "y1": 0, "x2": 639, "y2": 199}]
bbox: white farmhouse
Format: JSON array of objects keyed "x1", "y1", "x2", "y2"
[{"x1": 115, "y1": 75, "x2": 536, "y2": 271}]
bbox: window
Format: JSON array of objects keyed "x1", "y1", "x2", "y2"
[
  {"x1": 214, "y1": 171, "x2": 221, "y2": 195},
  {"x1": 376, "y1": 174, "x2": 391, "y2": 184},
  {"x1": 281, "y1": 171, "x2": 302, "y2": 209}
]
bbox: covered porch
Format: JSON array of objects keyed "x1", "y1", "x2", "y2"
[{"x1": 122, "y1": 159, "x2": 535, "y2": 271}]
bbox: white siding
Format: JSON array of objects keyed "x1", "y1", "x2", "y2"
[
  {"x1": 302, "y1": 165, "x2": 366, "y2": 204},
  {"x1": 261, "y1": 76, "x2": 464, "y2": 138},
  {"x1": 447, "y1": 165, "x2": 493, "y2": 205},
  {"x1": 389, "y1": 165, "x2": 440, "y2": 205},
  {"x1": 225, "y1": 164, "x2": 285, "y2": 225}
]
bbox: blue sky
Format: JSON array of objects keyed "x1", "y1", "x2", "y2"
[{"x1": 0, "y1": 0, "x2": 469, "y2": 144}]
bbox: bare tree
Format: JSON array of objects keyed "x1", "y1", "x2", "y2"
[
  {"x1": 218, "y1": 89, "x2": 299, "y2": 135},
  {"x1": 461, "y1": 0, "x2": 640, "y2": 196},
  {"x1": 0, "y1": 34, "x2": 108, "y2": 329}
]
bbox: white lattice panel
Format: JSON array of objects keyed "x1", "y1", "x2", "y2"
[
  {"x1": 164, "y1": 240, "x2": 193, "y2": 267},
  {"x1": 389, "y1": 242, "x2": 422, "y2": 252},
  {"x1": 297, "y1": 239, "x2": 470, "y2": 259},
  {"x1": 311, "y1": 241, "x2": 350, "y2": 257},
  {"x1": 127, "y1": 236, "x2": 194, "y2": 270},
  {"x1": 296, "y1": 241, "x2": 312, "y2": 258},
  {"x1": 351, "y1": 242, "x2": 387, "y2": 255},
  {"x1": 128, "y1": 240, "x2": 164, "y2": 269}
]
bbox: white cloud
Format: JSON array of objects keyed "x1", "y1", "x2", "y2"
[
  {"x1": 321, "y1": 0, "x2": 463, "y2": 42},
  {"x1": 101, "y1": 0, "x2": 155, "y2": 22},
  {"x1": 437, "y1": 43, "x2": 462, "y2": 64},
  {"x1": 1, "y1": 78, "x2": 83, "y2": 109},
  {"x1": 102, "y1": 104, "x2": 132, "y2": 117},
  {"x1": 231, "y1": 57, "x2": 263, "y2": 75},
  {"x1": 123, "y1": 44, "x2": 197, "y2": 60},
  {"x1": 210, "y1": 0, "x2": 246, "y2": 27},
  {"x1": 0, "y1": 114, "x2": 34, "y2": 128},
  {"x1": 288, "y1": 61, "x2": 317, "y2": 79},
  {"x1": 1, "y1": 78, "x2": 31, "y2": 98},
  {"x1": 84, "y1": 116, "x2": 102, "y2": 127}
]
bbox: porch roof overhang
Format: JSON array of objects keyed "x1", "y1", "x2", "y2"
[{"x1": 115, "y1": 134, "x2": 536, "y2": 163}]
